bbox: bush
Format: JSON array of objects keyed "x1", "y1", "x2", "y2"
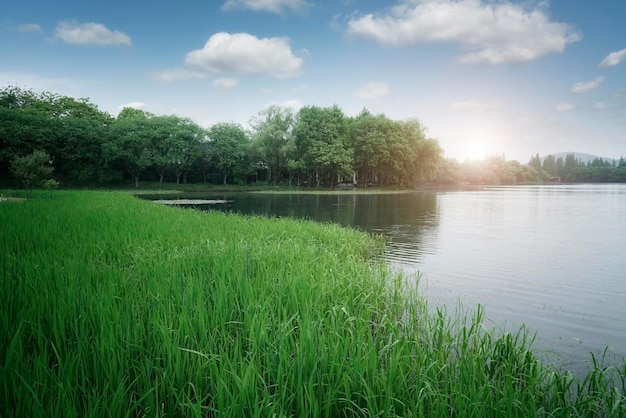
[{"x1": 10, "y1": 150, "x2": 53, "y2": 198}]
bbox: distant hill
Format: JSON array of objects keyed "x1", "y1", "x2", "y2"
[{"x1": 545, "y1": 152, "x2": 619, "y2": 164}]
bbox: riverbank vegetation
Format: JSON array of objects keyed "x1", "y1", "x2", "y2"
[
  {"x1": 3, "y1": 86, "x2": 625, "y2": 192},
  {"x1": 1, "y1": 86, "x2": 442, "y2": 190},
  {"x1": 2, "y1": 191, "x2": 624, "y2": 416}
]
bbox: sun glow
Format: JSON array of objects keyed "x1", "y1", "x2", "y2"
[
  {"x1": 440, "y1": 120, "x2": 508, "y2": 162},
  {"x1": 470, "y1": 141, "x2": 489, "y2": 160},
  {"x1": 459, "y1": 131, "x2": 496, "y2": 161}
]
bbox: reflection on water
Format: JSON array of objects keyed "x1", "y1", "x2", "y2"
[
  {"x1": 203, "y1": 192, "x2": 442, "y2": 266},
  {"x1": 145, "y1": 186, "x2": 626, "y2": 376}
]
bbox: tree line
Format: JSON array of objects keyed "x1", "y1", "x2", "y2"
[
  {"x1": 528, "y1": 153, "x2": 626, "y2": 183},
  {"x1": 2, "y1": 86, "x2": 623, "y2": 190},
  {"x1": 0, "y1": 86, "x2": 443, "y2": 188},
  {"x1": 435, "y1": 153, "x2": 626, "y2": 186}
]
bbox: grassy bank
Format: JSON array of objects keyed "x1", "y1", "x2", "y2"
[{"x1": 1, "y1": 191, "x2": 624, "y2": 416}]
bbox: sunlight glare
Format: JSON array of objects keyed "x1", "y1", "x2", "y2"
[{"x1": 470, "y1": 142, "x2": 488, "y2": 160}]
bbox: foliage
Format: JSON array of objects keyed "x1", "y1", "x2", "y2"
[
  {"x1": 42, "y1": 179, "x2": 60, "y2": 190},
  {"x1": 431, "y1": 153, "x2": 626, "y2": 186},
  {"x1": 249, "y1": 105, "x2": 295, "y2": 184},
  {"x1": 8, "y1": 85, "x2": 624, "y2": 188},
  {"x1": 9, "y1": 150, "x2": 54, "y2": 197},
  {"x1": 293, "y1": 105, "x2": 353, "y2": 187},
  {"x1": 531, "y1": 153, "x2": 626, "y2": 183},
  {"x1": 0, "y1": 86, "x2": 114, "y2": 183},
  {"x1": 1, "y1": 86, "x2": 448, "y2": 188},
  {"x1": 207, "y1": 122, "x2": 249, "y2": 185},
  {"x1": 348, "y1": 110, "x2": 443, "y2": 187},
  {"x1": 1, "y1": 191, "x2": 624, "y2": 416},
  {"x1": 104, "y1": 108, "x2": 155, "y2": 187}
]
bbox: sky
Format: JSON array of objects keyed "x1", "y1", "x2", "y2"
[{"x1": 1, "y1": 0, "x2": 625, "y2": 162}]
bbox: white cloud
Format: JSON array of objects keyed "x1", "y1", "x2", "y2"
[
  {"x1": 346, "y1": 0, "x2": 580, "y2": 65},
  {"x1": 571, "y1": 77, "x2": 604, "y2": 94},
  {"x1": 555, "y1": 102, "x2": 575, "y2": 112},
  {"x1": 355, "y1": 82, "x2": 388, "y2": 99},
  {"x1": 18, "y1": 23, "x2": 42, "y2": 34},
  {"x1": 184, "y1": 32, "x2": 303, "y2": 79},
  {"x1": 212, "y1": 77, "x2": 239, "y2": 89},
  {"x1": 592, "y1": 102, "x2": 606, "y2": 111},
  {"x1": 598, "y1": 48, "x2": 626, "y2": 69},
  {"x1": 450, "y1": 100, "x2": 504, "y2": 112},
  {"x1": 222, "y1": 0, "x2": 310, "y2": 14},
  {"x1": 55, "y1": 21, "x2": 131, "y2": 46}
]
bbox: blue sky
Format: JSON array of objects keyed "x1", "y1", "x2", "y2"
[{"x1": 2, "y1": 0, "x2": 625, "y2": 161}]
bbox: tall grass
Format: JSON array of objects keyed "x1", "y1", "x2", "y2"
[{"x1": 1, "y1": 190, "x2": 624, "y2": 417}]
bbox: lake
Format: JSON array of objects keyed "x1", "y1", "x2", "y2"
[{"x1": 149, "y1": 184, "x2": 626, "y2": 376}]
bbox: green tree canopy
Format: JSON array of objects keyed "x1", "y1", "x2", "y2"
[
  {"x1": 207, "y1": 122, "x2": 249, "y2": 185},
  {"x1": 294, "y1": 105, "x2": 352, "y2": 187},
  {"x1": 249, "y1": 105, "x2": 295, "y2": 184}
]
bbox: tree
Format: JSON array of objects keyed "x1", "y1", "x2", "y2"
[
  {"x1": 207, "y1": 122, "x2": 248, "y2": 185},
  {"x1": 348, "y1": 110, "x2": 393, "y2": 186},
  {"x1": 293, "y1": 105, "x2": 352, "y2": 187},
  {"x1": 104, "y1": 109, "x2": 154, "y2": 187},
  {"x1": 1, "y1": 87, "x2": 54, "y2": 176},
  {"x1": 0, "y1": 106, "x2": 51, "y2": 175},
  {"x1": 146, "y1": 115, "x2": 205, "y2": 185},
  {"x1": 542, "y1": 154, "x2": 556, "y2": 176},
  {"x1": 166, "y1": 117, "x2": 204, "y2": 185},
  {"x1": 397, "y1": 119, "x2": 442, "y2": 185},
  {"x1": 0, "y1": 86, "x2": 115, "y2": 183},
  {"x1": 435, "y1": 158, "x2": 462, "y2": 184},
  {"x1": 250, "y1": 105, "x2": 295, "y2": 184},
  {"x1": 529, "y1": 154, "x2": 542, "y2": 173},
  {"x1": 563, "y1": 154, "x2": 580, "y2": 181},
  {"x1": 10, "y1": 150, "x2": 54, "y2": 198}
]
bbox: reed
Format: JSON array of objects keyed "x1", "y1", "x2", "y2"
[{"x1": 1, "y1": 190, "x2": 624, "y2": 416}]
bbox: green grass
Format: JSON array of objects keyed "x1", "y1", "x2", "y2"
[{"x1": 1, "y1": 190, "x2": 624, "y2": 417}]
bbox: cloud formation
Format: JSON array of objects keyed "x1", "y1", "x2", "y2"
[
  {"x1": 598, "y1": 48, "x2": 626, "y2": 69},
  {"x1": 222, "y1": 0, "x2": 309, "y2": 14},
  {"x1": 18, "y1": 23, "x2": 42, "y2": 33},
  {"x1": 355, "y1": 82, "x2": 389, "y2": 99},
  {"x1": 212, "y1": 78, "x2": 239, "y2": 89},
  {"x1": 184, "y1": 32, "x2": 303, "y2": 79},
  {"x1": 55, "y1": 21, "x2": 131, "y2": 46},
  {"x1": 571, "y1": 77, "x2": 604, "y2": 94},
  {"x1": 346, "y1": 0, "x2": 580, "y2": 65},
  {"x1": 555, "y1": 102, "x2": 575, "y2": 112}
]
